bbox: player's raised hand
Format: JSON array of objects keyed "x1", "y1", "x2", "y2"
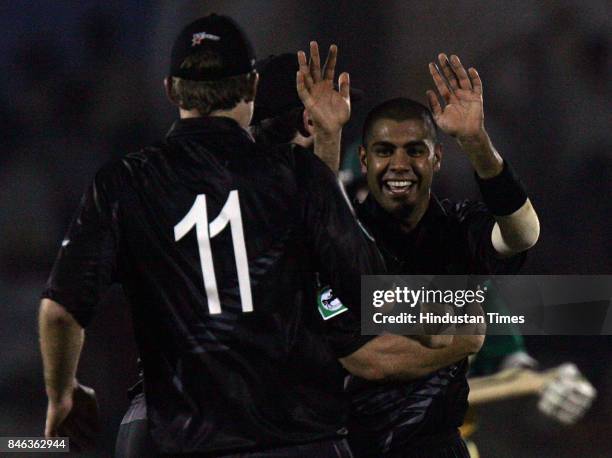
[
  {"x1": 296, "y1": 41, "x2": 350, "y2": 135},
  {"x1": 426, "y1": 54, "x2": 484, "y2": 140},
  {"x1": 45, "y1": 383, "x2": 100, "y2": 451}
]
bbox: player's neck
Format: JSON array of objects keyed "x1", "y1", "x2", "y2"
[
  {"x1": 397, "y1": 197, "x2": 430, "y2": 233},
  {"x1": 178, "y1": 101, "x2": 254, "y2": 129}
]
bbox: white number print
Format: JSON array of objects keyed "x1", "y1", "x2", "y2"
[{"x1": 174, "y1": 191, "x2": 253, "y2": 314}]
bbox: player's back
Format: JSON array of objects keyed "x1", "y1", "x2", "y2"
[{"x1": 73, "y1": 116, "x2": 372, "y2": 453}]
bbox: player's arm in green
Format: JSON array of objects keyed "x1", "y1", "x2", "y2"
[{"x1": 427, "y1": 53, "x2": 540, "y2": 257}]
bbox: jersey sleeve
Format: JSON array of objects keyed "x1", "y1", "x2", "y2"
[
  {"x1": 41, "y1": 167, "x2": 120, "y2": 328},
  {"x1": 295, "y1": 148, "x2": 386, "y2": 357},
  {"x1": 453, "y1": 200, "x2": 526, "y2": 274}
]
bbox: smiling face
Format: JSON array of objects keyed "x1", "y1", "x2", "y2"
[{"x1": 360, "y1": 117, "x2": 442, "y2": 220}]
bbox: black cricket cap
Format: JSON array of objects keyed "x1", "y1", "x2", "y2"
[
  {"x1": 169, "y1": 14, "x2": 256, "y2": 81},
  {"x1": 253, "y1": 53, "x2": 300, "y2": 123},
  {"x1": 253, "y1": 52, "x2": 365, "y2": 123}
]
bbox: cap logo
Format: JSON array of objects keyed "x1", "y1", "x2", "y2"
[{"x1": 192, "y1": 31, "x2": 221, "y2": 46}]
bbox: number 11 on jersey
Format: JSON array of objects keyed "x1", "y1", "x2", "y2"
[{"x1": 174, "y1": 190, "x2": 253, "y2": 315}]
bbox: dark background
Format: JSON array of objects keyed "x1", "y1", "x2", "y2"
[{"x1": 1, "y1": 1, "x2": 610, "y2": 456}]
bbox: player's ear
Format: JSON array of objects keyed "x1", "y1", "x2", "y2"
[
  {"x1": 359, "y1": 145, "x2": 368, "y2": 174},
  {"x1": 433, "y1": 143, "x2": 442, "y2": 173},
  {"x1": 164, "y1": 77, "x2": 179, "y2": 107},
  {"x1": 302, "y1": 110, "x2": 314, "y2": 137}
]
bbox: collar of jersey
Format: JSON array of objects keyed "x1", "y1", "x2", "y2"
[
  {"x1": 356, "y1": 193, "x2": 448, "y2": 257},
  {"x1": 166, "y1": 116, "x2": 254, "y2": 142},
  {"x1": 359, "y1": 193, "x2": 446, "y2": 231},
  {"x1": 357, "y1": 194, "x2": 447, "y2": 245}
]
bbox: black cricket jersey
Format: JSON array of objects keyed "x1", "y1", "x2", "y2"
[
  {"x1": 42, "y1": 116, "x2": 383, "y2": 455},
  {"x1": 347, "y1": 194, "x2": 526, "y2": 457}
]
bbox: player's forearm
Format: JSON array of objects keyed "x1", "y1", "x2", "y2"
[
  {"x1": 340, "y1": 334, "x2": 483, "y2": 382},
  {"x1": 463, "y1": 133, "x2": 540, "y2": 256},
  {"x1": 458, "y1": 130, "x2": 503, "y2": 179},
  {"x1": 39, "y1": 299, "x2": 84, "y2": 402},
  {"x1": 491, "y1": 199, "x2": 540, "y2": 255},
  {"x1": 412, "y1": 334, "x2": 454, "y2": 348},
  {"x1": 398, "y1": 335, "x2": 484, "y2": 378},
  {"x1": 313, "y1": 129, "x2": 341, "y2": 173}
]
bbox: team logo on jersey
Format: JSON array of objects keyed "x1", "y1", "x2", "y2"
[
  {"x1": 317, "y1": 286, "x2": 348, "y2": 320},
  {"x1": 192, "y1": 31, "x2": 221, "y2": 46}
]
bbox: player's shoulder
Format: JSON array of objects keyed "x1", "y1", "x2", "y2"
[
  {"x1": 290, "y1": 144, "x2": 326, "y2": 167},
  {"x1": 261, "y1": 141, "x2": 301, "y2": 163},
  {"x1": 120, "y1": 142, "x2": 167, "y2": 173},
  {"x1": 260, "y1": 141, "x2": 307, "y2": 160},
  {"x1": 289, "y1": 146, "x2": 339, "y2": 185},
  {"x1": 257, "y1": 143, "x2": 334, "y2": 182},
  {"x1": 92, "y1": 143, "x2": 166, "y2": 193},
  {"x1": 438, "y1": 198, "x2": 491, "y2": 223},
  {"x1": 92, "y1": 158, "x2": 127, "y2": 193}
]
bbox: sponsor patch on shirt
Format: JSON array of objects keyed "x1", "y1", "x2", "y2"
[{"x1": 317, "y1": 285, "x2": 348, "y2": 320}]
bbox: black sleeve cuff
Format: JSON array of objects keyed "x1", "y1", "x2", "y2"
[
  {"x1": 40, "y1": 289, "x2": 93, "y2": 328},
  {"x1": 475, "y1": 160, "x2": 528, "y2": 216}
]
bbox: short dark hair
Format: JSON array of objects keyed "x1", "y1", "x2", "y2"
[
  {"x1": 251, "y1": 107, "x2": 307, "y2": 145},
  {"x1": 362, "y1": 97, "x2": 438, "y2": 145},
  {"x1": 169, "y1": 51, "x2": 257, "y2": 116}
]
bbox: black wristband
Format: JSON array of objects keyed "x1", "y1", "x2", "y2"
[{"x1": 475, "y1": 161, "x2": 528, "y2": 216}]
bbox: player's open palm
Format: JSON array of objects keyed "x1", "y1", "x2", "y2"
[
  {"x1": 296, "y1": 41, "x2": 350, "y2": 134},
  {"x1": 426, "y1": 53, "x2": 484, "y2": 139}
]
